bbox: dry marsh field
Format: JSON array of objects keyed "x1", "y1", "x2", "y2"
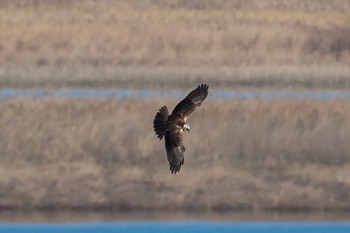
[
  {"x1": 0, "y1": 98, "x2": 350, "y2": 210},
  {"x1": 0, "y1": 0, "x2": 349, "y2": 89},
  {"x1": 1, "y1": 0, "x2": 350, "y2": 212}
]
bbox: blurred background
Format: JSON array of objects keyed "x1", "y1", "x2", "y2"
[{"x1": 0, "y1": 0, "x2": 350, "y2": 223}]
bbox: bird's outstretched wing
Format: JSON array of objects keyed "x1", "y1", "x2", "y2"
[
  {"x1": 172, "y1": 84, "x2": 209, "y2": 120},
  {"x1": 165, "y1": 130, "x2": 185, "y2": 174}
]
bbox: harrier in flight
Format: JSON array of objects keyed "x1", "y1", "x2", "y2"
[{"x1": 153, "y1": 84, "x2": 209, "y2": 174}]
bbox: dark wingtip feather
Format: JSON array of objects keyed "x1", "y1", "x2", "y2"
[
  {"x1": 165, "y1": 132, "x2": 185, "y2": 174},
  {"x1": 169, "y1": 155, "x2": 184, "y2": 174},
  {"x1": 171, "y1": 83, "x2": 209, "y2": 116},
  {"x1": 198, "y1": 83, "x2": 209, "y2": 98},
  {"x1": 190, "y1": 83, "x2": 209, "y2": 102}
]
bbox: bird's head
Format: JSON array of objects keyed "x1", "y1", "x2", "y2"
[{"x1": 183, "y1": 123, "x2": 190, "y2": 132}]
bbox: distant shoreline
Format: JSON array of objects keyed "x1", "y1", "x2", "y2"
[
  {"x1": 1, "y1": 208, "x2": 350, "y2": 223},
  {"x1": 1, "y1": 205, "x2": 350, "y2": 213}
]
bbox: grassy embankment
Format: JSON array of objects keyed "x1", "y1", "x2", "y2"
[
  {"x1": 0, "y1": 99, "x2": 349, "y2": 211},
  {"x1": 0, "y1": 0, "x2": 349, "y2": 89}
]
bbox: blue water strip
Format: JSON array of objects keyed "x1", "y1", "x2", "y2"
[
  {"x1": 0, "y1": 222, "x2": 349, "y2": 233},
  {"x1": 1, "y1": 89, "x2": 350, "y2": 100}
]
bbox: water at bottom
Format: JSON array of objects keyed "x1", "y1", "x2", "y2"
[{"x1": 1, "y1": 222, "x2": 350, "y2": 233}]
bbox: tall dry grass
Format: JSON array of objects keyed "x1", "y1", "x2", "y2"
[
  {"x1": 0, "y1": 0, "x2": 349, "y2": 89},
  {"x1": 0, "y1": 98, "x2": 350, "y2": 210}
]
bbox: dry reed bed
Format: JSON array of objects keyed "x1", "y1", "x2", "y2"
[
  {"x1": 1, "y1": 1, "x2": 349, "y2": 90},
  {"x1": 0, "y1": 98, "x2": 349, "y2": 210},
  {"x1": 0, "y1": 1, "x2": 349, "y2": 70}
]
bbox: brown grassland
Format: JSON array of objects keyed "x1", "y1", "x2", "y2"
[
  {"x1": 0, "y1": 99, "x2": 350, "y2": 211},
  {"x1": 0, "y1": 0, "x2": 350, "y2": 212},
  {"x1": 0, "y1": 0, "x2": 349, "y2": 89}
]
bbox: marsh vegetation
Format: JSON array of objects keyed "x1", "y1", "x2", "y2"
[
  {"x1": 0, "y1": 0, "x2": 349, "y2": 89},
  {"x1": 1, "y1": 99, "x2": 349, "y2": 210},
  {"x1": 0, "y1": 0, "x2": 349, "y2": 212}
]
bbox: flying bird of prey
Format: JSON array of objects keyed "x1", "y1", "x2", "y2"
[{"x1": 153, "y1": 84, "x2": 209, "y2": 174}]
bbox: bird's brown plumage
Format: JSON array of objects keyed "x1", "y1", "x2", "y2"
[{"x1": 153, "y1": 84, "x2": 209, "y2": 174}]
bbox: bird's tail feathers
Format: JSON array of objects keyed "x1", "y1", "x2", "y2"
[{"x1": 153, "y1": 106, "x2": 169, "y2": 140}]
